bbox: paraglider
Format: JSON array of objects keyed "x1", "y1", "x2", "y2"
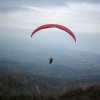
[
  {"x1": 31, "y1": 24, "x2": 76, "y2": 42},
  {"x1": 31, "y1": 24, "x2": 76, "y2": 64}
]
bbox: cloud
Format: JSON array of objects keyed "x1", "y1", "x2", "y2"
[
  {"x1": 0, "y1": 4, "x2": 32, "y2": 13},
  {"x1": 1, "y1": 0, "x2": 100, "y2": 8},
  {"x1": 66, "y1": 0, "x2": 100, "y2": 4},
  {"x1": 0, "y1": 1, "x2": 100, "y2": 34},
  {"x1": 0, "y1": 0, "x2": 100, "y2": 13},
  {"x1": 0, "y1": 0, "x2": 68, "y2": 7}
]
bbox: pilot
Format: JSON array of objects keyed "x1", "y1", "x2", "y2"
[{"x1": 49, "y1": 58, "x2": 53, "y2": 64}]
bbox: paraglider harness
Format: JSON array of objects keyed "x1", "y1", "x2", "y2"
[{"x1": 49, "y1": 58, "x2": 53, "y2": 64}]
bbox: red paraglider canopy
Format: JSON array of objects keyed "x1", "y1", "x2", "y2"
[{"x1": 31, "y1": 24, "x2": 76, "y2": 42}]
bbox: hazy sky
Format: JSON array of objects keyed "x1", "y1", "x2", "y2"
[{"x1": 0, "y1": 0, "x2": 100, "y2": 53}]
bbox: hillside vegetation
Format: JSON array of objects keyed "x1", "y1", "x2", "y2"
[
  {"x1": 0, "y1": 86, "x2": 100, "y2": 100},
  {"x1": 0, "y1": 73, "x2": 100, "y2": 100}
]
